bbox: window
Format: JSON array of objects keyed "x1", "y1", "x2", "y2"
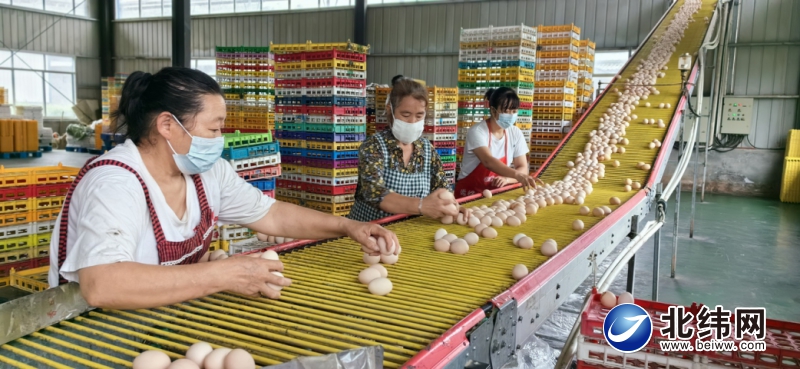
[
  {"x1": 192, "y1": 59, "x2": 217, "y2": 78},
  {"x1": 592, "y1": 50, "x2": 631, "y2": 96},
  {"x1": 2, "y1": 0, "x2": 89, "y2": 16},
  {"x1": 0, "y1": 50, "x2": 76, "y2": 118},
  {"x1": 117, "y1": 0, "x2": 364, "y2": 18}
]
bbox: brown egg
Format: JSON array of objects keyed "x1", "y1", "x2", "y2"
[
  {"x1": 450, "y1": 239, "x2": 469, "y2": 255},
  {"x1": 222, "y1": 349, "x2": 254, "y2": 369},
  {"x1": 610, "y1": 197, "x2": 621, "y2": 205},
  {"x1": 579, "y1": 206, "x2": 591, "y2": 216},
  {"x1": 625, "y1": 178, "x2": 632, "y2": 185},
  {"x1": 443, "y1": 234, "x2": 458, "y2": 242},
  {"x1": 359, "y1": 267, "x2": 382, "y2": 284},
  {"x1": 480, "y1": 215, "x2": 493, "y2": 226},
  {"x1": 526, "y1": 204, "x2": 538, "y2": 215},
  {"x1": 467, "y1": 216, "x2": 481, "y2": 227},
  {"x1": 168, "y1": 359, "x2": 200, "y2": 369},
  {"x1": 642, "y1": 164, "x2": 651, "y2": 170},
  {"x1": 496, "y1": 213, "x2": 508, "y2": 222},
  {"x1": 369, "y1": 264, "x2": 388, "y2": 278},
  {"x1": 185, "y1": 342, "x2": 213, "y2": 367},
  {"x1": 481, "y1": 227, "x2": 498, "y2": 239},
  {"x1": 517, "y1": 236, "x2": 534, "y2": 249},
  {"x1": 474, "y1": 223, "x2": 488, "y2": 234},
  {"x1": 512, "y1": 264, "x2": 529, "y2": 280},
  {"x1": 516, "y1": 213, "x2": 527, "y2": 223},
  {"x1": 632, "y1": 182, "x2": 642, "y2": 190},
  {"x1": 256, "y1": 232, "x2": 269, "y2": 241},
  {"x1": 463, "y1": 233, "x2": 479, "y2": 245},
  {"x1": 573, "y1": 219, "x2": 584, "y2": 231},
  {"x1": 133, "y1": 350, "x2": 171, "y2": 369},
  {"x1": 600, "y1": 291, "x2": 617, "y2": 308},
  {"x1": 506, "y1": 216, "x2": 521, "y2": 227},
  {"x1": 434, "y1": 239, "x2": 451, "y2": 252},
  {"x1": 455, "y1": 213, "x2": 467, "y2": 225},
  {"x1": 624, "y1": 184, "x2": 632, "y2": 192},
  {"x1": 491, "y1": 217, "x2": 503, "y2": 228},
  {"x1": 617, "y1": 291, "x2": 634, "y2": 305},
  {"x1": 441, "y1": 215, "x2": 454, "y2": 225},
  {"x1": 541, "y1": 239, "x2": 558, "y2": 256},
  {"x1": 592, "y1": 207, "x2": 605, "y2": 217},
  {"x1": 203, "y1": 348, "x2": 232, "y2": 369}
]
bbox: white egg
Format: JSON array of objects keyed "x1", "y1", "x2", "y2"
[
  {"x1": 443, "y1": 234, "x2": 458, "y2": 242},
  {"x1": 133, "y1": 350, "x2": 171, "y2": 369},
  {"x1": 203, "y1": 348, "x2": 232, "y2": 369},
  {"x1": 434, "y1": 229, "x2": 448, "y2": 241},
  {"x1": 168, "y1": 359, "x2": 200, "y2": 369},
  {"x1": 450, "y1": 239, "x2": 470, "y2": 255},
  {"x1": 618, "y1": 291, "x2": 634, "y2": 305},
  {"x1": 513, "y1": 233, "x2": 526, "y2": 245},
  {"x1": 368, "y1": 277, "x2": 393, "y2": 296},
  {"x1": 483, "y1": 189, "x2": 493, "y2": 198},
  {"x1": 185, "y1": 342, "x2": 213, "y2": 367},
  {"x1": 441, "y1": 215, "x2": 454, "y2": 225},
  {"x1": 573, "y1": 219, "x2": 584, "y2": 231},
  {"x1": 380, "y1": 253, "x2": 399, "y2": 265},
  {"x1": 481, "y1": 227, "x2": 498, "y2": 239},
  {"x1": 517, "y1": 236, "x2": 534, "y2": 249},
  {"x1": 363, "y1": 253, "x2": 381, "y2": 265},
  {"x1": 592, "y1": 207, "x2": 605, "y2": 217},
  {"x1": 434, "y1": 238, "x2": 451, "y2": 252},
  {"x1": 359, "y1": 267, "x2": 382, "y2": 284},
  {"x1": 267, "y1": 271, "x2": 285, "y2": 291},
  {"x1": 261, "y1": 250, "x2": 279, "y2": 261},
  {"x1": 541, "y1": 239, "x2": 558, "y2": 256},
  {"x1": 511, "y1": 264, "x2": 529, "y2": 280},
  {"x1": 464, "y1": 233, "x2": 479, "y2": 246},
  {"x1": 369, "y1": 264, "x2": 388, "y2": 278}
]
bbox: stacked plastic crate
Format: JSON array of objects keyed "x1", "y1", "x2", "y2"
[
  {"x1": 374, "y1": 87, "x2": 391, "y2": 134},
  {"x1": 425, "y1": 87, "x2": 458, "y2": 190},
  {"x1": 0, "y1": 164, "x2": 78, "y2": 286},
  {"x1": 272, "y1": 41, "x2": 369, "y2": 217},
  {"x1": 457, "y1": 24, "x2": 537, "y2": 171},
  {"x1": 215, "y1": 46, "x2": 275, "y2": 133},
  {"x1": 366, "y1": 84, "x2": 378, "y2": 136},
  {"x1": 531, "y1": 24, "x2": 581, "y2": 173},
  {"x1": 574, "y1": 39, "x2": 596, "y2": 124}
]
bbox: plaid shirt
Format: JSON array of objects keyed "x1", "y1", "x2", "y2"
[{"x1": 355, "y1": 130, "x2": 449, "y2": 208}]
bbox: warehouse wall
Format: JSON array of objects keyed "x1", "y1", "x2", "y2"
[
  {"x1": 728, "y1": 0, "x2": 800, "y2": 150},
  {"x1": 113, "y1": 8, "x2": 354, "y2": 74},
  {"x1": 367, "y1": 0, "x2": 671, "y2": 86},
  {"x1": 0, "y1": 2, "x2": 101, "y2": 100}
]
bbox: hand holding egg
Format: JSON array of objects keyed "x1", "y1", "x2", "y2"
[
  {"x1": 345, "y1": 220, "x2": 399, "y2": 256},
  {"x1": 422, "y1": 188, "x2": 459, "y2": 220},
  {"x1": 222, "y1": 257, "x2": 291, "y2": 299}
]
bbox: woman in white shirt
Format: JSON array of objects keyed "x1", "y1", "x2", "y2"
[
  {"x1": 455, "y1": 87, "x2": 540, "y2": 198},
  {"x1": 48, "y1": 67, "x2": 398, "y2": 309}
]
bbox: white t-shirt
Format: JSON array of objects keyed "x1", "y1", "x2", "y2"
[
  {"x1": 48, "y1": 139, "x2": 274, "y2": 287},
  {"x1": 458, "y1": 121, "x2": 529, "y2": 180}
]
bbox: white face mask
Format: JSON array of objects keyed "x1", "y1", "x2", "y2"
[{"x1": 390, "y1": 105, "x2": 425, "y2": 144}]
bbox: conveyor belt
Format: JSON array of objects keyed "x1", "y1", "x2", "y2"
[{"x1": 0, "y1": 1, "x2": 716, "y2": 368}]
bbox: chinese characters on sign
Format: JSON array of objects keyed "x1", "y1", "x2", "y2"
[{"x1": 656, "y1": 306, "x2": 767, "y2": 352}]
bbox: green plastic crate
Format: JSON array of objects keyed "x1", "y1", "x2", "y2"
[
  {"x1": 440, "y1": 155, "x2": 457, "y2": 163},
  {"x1": 223, "y1": 131, "x2": 273, "y2": 149},
  {"x1": 276, "y1": 122, "x2": 305, "y2": 131}
]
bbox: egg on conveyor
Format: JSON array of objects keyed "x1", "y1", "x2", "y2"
[
  {"x1": 468, "y1": 216, "x2": 481, "y2": 227},
  {"x1": 363, "y1": 253, "x2": 381, "y2": 265},
  {"x1": 443, "y1": 234, "x2": 458, "y2": 242},
  {"x1": 463, "y1": 233, "x2": 479, "y2": 246},
  {"x1": 377, "y1": 237, "x2": 396, "y2": 255},
  {"x1": 433, "y1": 239, "x2": 451, "y2": 252},
  {"x1": 517, "y1": 237, "x2": 534, "y2": 249},
  {"x1": 579, "y1": 206, "x2": 591, "y2": 216},
  {"x1": 483, "y1": 189, "x2": 492, "y2": 198},
  {"x1": 450, "y1": 239, "x2": 470, "y2": 255},
  {"x1": 203, "y1": 348, "x2": 232, "y2": 369},
  {"x1": 456, "y1": 213, "x2": 468, "y2": 225},
  {"x1": 261, "y1": 250, "x2": 279, "y2": 260},
  {"x1": 481, "y1": 227, "x2": 498, "y2": 239},
  {"x1": 168, "y1": 359, "x2": 200, "y2": 369},
  {"x1": 132, "y1": 350, "x2": 171, "y2": 369},
  {"x1": 380, "y1": 253, "x2": 399, "y2": 265},
  {"x1": 573, "y1": 219, "x2": 584, "y2": 231},
  {"x1": 541, "y1": 239, "x2": 558, "y2": 256},
  {"x1": 358, "y1": 267, "x2": 382, "y2": 284},
  {"x1": 511, "y1": 264, "x2": 529, "y2": 280},
  {"x1": 434, "y1": 228, "x2": 448, "y2": 241},
  {"x1": 600, "y1": 291, "x2": 617, "y2": 308},
  {"x1": 185, "y1": 342, "x2": 213, "y2": 367},
  {"x1": 592, "y1": 207, "x2": 605, "y2": 217},
  {"x1": 368, "y1": 277, "x2": 393, "y2": 296},
  {"x1": 474, "y1": 224, "x2": 488, "y2": 235},
  {"x1": 369, "y1": 264, "x2": 388, "y2": 279},
  {"x1": 441, "y1": 215, "x2": 454, "y2": 225},
  {"x1": 617, "y1": 291, "x2": 634, "y2": 305},
  {"x1": 222, "y1": 349, "x2": 255, "y2": 369},
  {"x1": 506, "y1": 216, "x2": 521, "y2": 227},
  {"x1": 513, "y1": 233, "x2": 526, "y2": 246},
  {"x1": 610, "y1": 197, "x2": 621, "y2": 205}
]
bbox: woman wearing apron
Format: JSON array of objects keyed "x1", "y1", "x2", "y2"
[
  {"x1": 455, "y1": 87, "x2": 540, "y2": 198},
  {"x1": 349, "y1": 76, "x2": 468, "y2": 222},
  {"x1": 48, "y1": 67, "x2": 398, "y2": 309}
]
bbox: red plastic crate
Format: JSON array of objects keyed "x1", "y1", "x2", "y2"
[
  {"x1": 519, "y1": 101, "x2": 533, "y2": 109},
  {"x1": 303, "y1": 77, "x2": 366, "y2": 89},
  {"x1": 305, "y1": 183, "x2": 357, "y2": 196},
  {"x1": 433, "y1": 140, "x2": 457, "y2": 149},
  {"x1": 276, "y1": 106, "x2": 306, "y2": 114},
  {"x1": 458, "y1": 101, "x2": 489, "y2": 109},
  {"x1": 580, "y1": 290, "x2": 800, "y2": 369},
  {"x1": 275, "y1": 53, "x2": 304, "y2": 63},
  {"x1": 442, "y1": 162, "x2": 457, "y2": 172},
  {"x1": 424, "y1": 125, "x2": 457, "y2": 134},
  {"x1": 304, "y1": 49, "x2": 367, "y2": 63},
  {"x1": 276, "y1": 79, "x2": 303, "y2": 88},
  {"x1": 0, "y1": 186, "x2": 33, "y2": 201},
  {"x1": 262, "y1": 190, "x2": 275, "y2": 198},
  {"x1": 238, "y1": 166, "x2": 282, "y2": 181},
  {"x1": 303, "y1": 158, "x2": 359, "y2": 169},
  {"x1": 34, "y1": 183, "x2": 70, "y2": 198},
  {"x1": 305, "y1": 106, "x2": 366, "y2": 116},
  {"x1": 0, "y1": 258, "x2": 34, "y2": 278},
  {"x1": 276, "y1": 179, "x2": 305, "y2": 192}
]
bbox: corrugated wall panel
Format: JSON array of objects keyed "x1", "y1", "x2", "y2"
[{"x1": 729, "y1": 0, "x2": 800, "y2": 149}]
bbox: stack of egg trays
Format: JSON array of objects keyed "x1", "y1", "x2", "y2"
[{"x1": 424, "y1": 87, "x2": 459, "y2": 190}]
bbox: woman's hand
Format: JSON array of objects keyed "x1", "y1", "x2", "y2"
[
  {"x1": 341, "y1": 219, "x2": 400, "y2": 256},
  {"x1": 513, "y1": 172, "x2": 544, "y2": 190},
  {"x1": 458, "y1": 206, "x2": 473, "y2": 220},
  {"x1": 222, "y1": 257, "x2": 292, "y2": 299},
  {"x1": 491, "y1": 176, "x2": 510, "y2": 188},
  {"x1": 420, "y1": 189, "x2": 459, "y2": 219}
]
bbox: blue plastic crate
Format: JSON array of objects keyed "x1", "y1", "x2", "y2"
[
  {"x1": 251, "y1": 178, "x2": 276, "y2": 191},
  {"x1": 436, "y1": 148, "x2": 456, "y2": 157},
  {"x1": 304, "y1": 149, "x2": 360, "y2": 160},
  {"x1": 221, "y1": 142, "x2": 280, "y2": 160},
  {"x1": 280, "y1": 147, "x2": 305, "y2": 157},
  {"x1": 275, "y1": 130, "x2": 305, "y2": 140},
  {"x1": 303, "y1": 96, "x2": 366, "y2": 107},
  {"x1": 304, "y1": 132, "x2": 367, "y2": 143}
]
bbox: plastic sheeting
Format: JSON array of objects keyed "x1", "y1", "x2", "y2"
[{"x1": 261, "y1": 346, "x2": 383, "y2": 369}]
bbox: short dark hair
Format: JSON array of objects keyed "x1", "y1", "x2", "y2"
[
  {"x1": 111, "y1": 67, "x2": 223, "y2": 145},
  {"x1": 485, "y1": 87, "x2": 520, "y2": 112},
  {"x1": 388, "y1": 75, "x2": 428, "y2": 113}
]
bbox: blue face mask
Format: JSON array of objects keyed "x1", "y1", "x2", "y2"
[
  {"x1": 496, "y1": 113, "x2": 518, "y2": 129},
  {"x1": 167, "y1": 114, "x2": 224, "y2": 175}
]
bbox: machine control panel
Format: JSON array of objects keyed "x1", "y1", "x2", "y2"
[{"x1": 720, "y1": 97, "x2": 753, "y2": 135}]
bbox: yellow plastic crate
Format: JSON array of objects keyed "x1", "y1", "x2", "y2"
[
  {"x1": 304, "y1": 60, "x2": 366, "y2": 71},
  {"x1": 281, "y1": 164, "x2": 303, "y2": 174},
  {"x1": 786, "y1": 130, "x2": 800, "y2": 157},
  {"x1": 302, "y1": 167, "x2": 359, "y2": 178},
  {"x1": 0, "y1": 199, "x2": 31, "y2": 214},
  {"x1": 275, "y1": 196, "x2": 302, "y2": 206},
  {"x1": 0, "y1": 246, "x2": 33, "y2": 264},
  {"x1": 31, "y1": 232, "x2": 51, "y2": 247},
  {"x1": 0, "y1": 276, "x2": 8, "y2": 287},
  {"x1": 304, "y1": 200, "x2": 353, "y2": 216},
  {"x1": 780, "y1": 157, "x2": 800, "y2": 203},
  {"x1": 0, "y1": 234, "x2": 31, "y2": 252},
  {"x1": 278, "y1": 139, "x2": 306, "y2": 148},
  {"x1": 9, "y1": 265, "x2": 49, "y2": 292},
  {"x1": 32, "y1": 196, "x2": 65, "y2": 210},
  {"x1": 0, "y1": 211, "x2": 32, "y2": 227}
]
